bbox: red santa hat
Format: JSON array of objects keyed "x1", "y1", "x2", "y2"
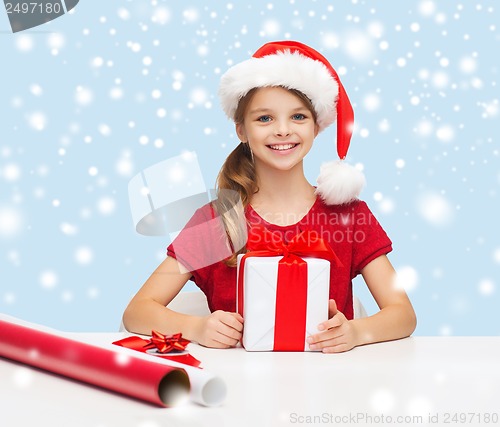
[{"x1": 218, "y1": 40, "x2": 365, "y2": 205}]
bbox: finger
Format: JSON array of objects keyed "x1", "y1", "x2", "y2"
[
  {"x1": 216, "y1": 320, "x2": 243, "y2": 341},
  {"x1": 199, "y1": 339, "x2": 231, "y2": 349},
  {"x1": 308, "y1": 329, "x2": 344, "y2": 345},
  {"x1": 328, "y1": 299, "x2": 338, "y2": 318},
  {"x1": 308, "y1": 334, "x2": 345, "y2": 351},
  {"x1": 229, "y1": 312, "x2": 244, "y2": 324},
  {"x1": 329, "y1": 312, "x2": 346, "y2": 328},
  {"x1": 219, "y1": 312, "x2": 244, "y2": 332},
  {"x1": 318, "y1": 312, "x2": 345, "y2": 331},
  {"x1": 206, "y1": 341, "x2": 232, "y2": 349},
  {"x1": 322, "y1": 343, "x2": 351, "y2": 354},
  {"x1": 212, "y1": 330, "x2": 240, "y2": 347}
]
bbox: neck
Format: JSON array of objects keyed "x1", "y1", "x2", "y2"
[{"x1": 251, "y1": 162, "x2": 315, "y2": 206}]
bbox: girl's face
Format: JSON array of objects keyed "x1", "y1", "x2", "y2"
[{"x1": 235, "y1": 86, "x2": 319, "y2": 174}]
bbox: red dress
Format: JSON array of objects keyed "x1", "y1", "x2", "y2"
[{"x1": 167, "y1": 197, "x2": 392, "y2": 320}]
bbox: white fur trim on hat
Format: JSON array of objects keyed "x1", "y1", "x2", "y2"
[
  {"x1": 218, "y1": 50, "x2": 339, "y2": 131},
  {"x1": 315, "y1": 161, "x2": 366, "y2": 205}
]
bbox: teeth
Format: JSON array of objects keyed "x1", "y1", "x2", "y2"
[{"x1": 269, "y1": 144, "x2": 296, "y2": 151}]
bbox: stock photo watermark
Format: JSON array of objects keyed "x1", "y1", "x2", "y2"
[
  {"x1": 288, "y1": 411, "x2": 499, "y2": 425},
  {"x1": 3, "y1": 0, "x2": 79, "y2": 32}
]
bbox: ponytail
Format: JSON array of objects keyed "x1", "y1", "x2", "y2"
[{"x1": 214, "y1": 142, "x2": 257, "y2": 267}]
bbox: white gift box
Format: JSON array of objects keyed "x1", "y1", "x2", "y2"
[{"x1": 237, "y1": 255, "x2": 330, "y2": 351}]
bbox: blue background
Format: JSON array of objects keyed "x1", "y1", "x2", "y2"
[{"x1": 0, "y1": 1, "x2": 498, "y2": 335}]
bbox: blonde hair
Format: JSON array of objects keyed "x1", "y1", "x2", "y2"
[{"x1": 214, "y1": 87, "x2": 317, "y2": 267}]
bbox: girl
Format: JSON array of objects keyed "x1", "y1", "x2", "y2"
[{"x1": 123, "y1": 41, "x2": 416, "y2": 353}]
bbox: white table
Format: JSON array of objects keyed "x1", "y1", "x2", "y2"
[{"x1": 1, "y1": 333, "x2": 500, "y2": 427}]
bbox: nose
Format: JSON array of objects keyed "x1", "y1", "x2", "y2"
[{"x1": 274, "y1": 120, "x2": 291, "y2": 137}]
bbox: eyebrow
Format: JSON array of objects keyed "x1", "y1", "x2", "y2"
[{"x1": 248, "y1": 106, "x2": 310, "y2": 115}]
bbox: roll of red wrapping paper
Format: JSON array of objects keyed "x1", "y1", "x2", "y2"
[{"x1": 0, "y1": 319, "x2": 190, "y2": 407}]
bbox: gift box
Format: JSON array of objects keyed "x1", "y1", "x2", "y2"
[{"x1": 237, "y1": 254, "x2": 330, "y2": 351}]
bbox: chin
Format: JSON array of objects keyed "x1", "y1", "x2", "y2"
[{"x1": 260, "y1": 158, "x2": 303, "y2": 173}]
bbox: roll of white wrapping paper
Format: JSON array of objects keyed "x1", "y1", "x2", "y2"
[{"x1": 109, "y1": 337, "x2": 227, "y2": 407}]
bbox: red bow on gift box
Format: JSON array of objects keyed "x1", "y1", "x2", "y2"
[{"x1": 143, "y1": 331, "x2": 190, "y2": 353}]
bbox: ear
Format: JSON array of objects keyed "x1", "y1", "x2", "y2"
[{"x1": 236, "y1": 122, "x2": 247, "y2": 142}]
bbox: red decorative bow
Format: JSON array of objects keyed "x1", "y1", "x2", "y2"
[
  {"x1": 112, "y1": 331, "x2": 202, "y2": 368},
  {"x1": 143, "y1": 331, "x2": 190, "y2": 353},
  {"x1": 245, "y1": 225, "x2": 343, "y2": 264}
]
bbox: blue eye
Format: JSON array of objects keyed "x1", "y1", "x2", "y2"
[
  {"x1": 292, "y1": 113, "x2": 306, "y2": 120},
  {"x1": 257, "y1": 115, "x2": 272, "y2": 122}
]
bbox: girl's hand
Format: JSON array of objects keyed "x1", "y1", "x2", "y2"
[
  {"x1": 306, "y1": 299, "x2": 359, "y2": 353},
  {"x1": 193, "y1": 311, "x2": 244, "y2": 349}
]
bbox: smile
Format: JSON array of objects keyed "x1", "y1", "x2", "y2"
[{"x1": 267, "y1": 143, "x2": 299, "y2": 151}]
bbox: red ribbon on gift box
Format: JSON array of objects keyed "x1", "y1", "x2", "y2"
[
  {"x1": 113, "y1": 331, "x2": 202, "y2": 368},
  {"x1": 237, "y1": 226, "x2": 342, "y2": 351}
]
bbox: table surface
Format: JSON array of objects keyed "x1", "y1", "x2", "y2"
[{"x1": 1, "y1": 331, "x2": 500, "y2": 427}]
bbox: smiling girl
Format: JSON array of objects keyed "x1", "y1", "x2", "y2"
[{"x1": 123, "y1": 41, "x2": 416, "y2": 353}]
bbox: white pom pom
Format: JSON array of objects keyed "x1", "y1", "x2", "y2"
[{"x1": 315, "y1": 161, "x2": 366, "y2": 205}]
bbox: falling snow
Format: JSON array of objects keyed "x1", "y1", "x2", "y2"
[
  {"x1": 416, "y1": 192, "x2": 454, "y2": 227},
  {"x1": 370, "y1": 389, "x2": 396, "y2": 413},
  {"x1": 394, "y1": 266, "x2": 419, "y2": 293},
  {"x1": 39, "y1": 271, "x2": 58, "y2": 290},
  {"x1": 0, "y1": 0, "x2": 498, "y2": 341},
  {"x1": 0, "y1": 206, "x2": 23, "y2": 238}
]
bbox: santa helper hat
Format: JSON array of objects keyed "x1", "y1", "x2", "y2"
[{"x1": 218, "y1": 40, "x2": 365, "y2": 205}]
